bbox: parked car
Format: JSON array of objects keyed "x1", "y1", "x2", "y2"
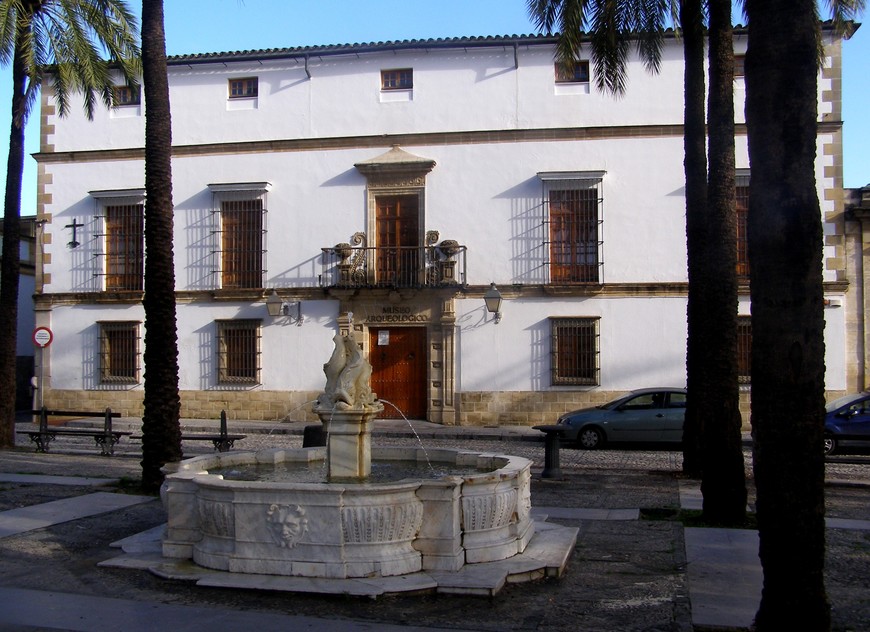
[
  {"x1": 556, "y1": 388, "x2": 687, "y2": 449},
  {"x1": 824, "y1": 392, "x2": 870, "y2": 455}
]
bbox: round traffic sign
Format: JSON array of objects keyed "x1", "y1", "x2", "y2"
[{"x1": 33, "y1": 327, "x2": 53, "y2": 348}]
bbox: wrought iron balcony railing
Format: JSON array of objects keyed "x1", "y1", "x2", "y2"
[{"x1": 320, "y1": 232, "x2": 466, "y2": 289}]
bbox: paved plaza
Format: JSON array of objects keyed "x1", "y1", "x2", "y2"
[{"x1": 1, "y1": 418, "x2": 869, "y2": 631}]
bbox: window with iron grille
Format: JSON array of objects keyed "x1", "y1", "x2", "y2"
[
  {"x1": 737, "y1": 316, "x2": 752, "y2": 384},
  {"x1": 540, "y1": 172, "x2": 604, "y2": 284},
  {"x1": 228, "y1": 77, "x2": 258, "y2": 98},
  {"x1": 551, "y1": 317, "x2": 600, "y2": 386},
  {"x1": 554, "y1": 60, "x2": 590, "y2": 84},
  {"x1": 90, "y1": 189, "x2": 146, "y2": 292},
  {"x1": 208, "y1": 183, "x2": 270, "y2": 290},
  {"x1": 381, "y1": 68, "x2": 413, "y2": 90},
  {"x1": 105, "y1": 203, "x2": 144, "y2": 291},
  {"x1": 217, "y1": 320, "x2": 261, "y2": 385},
  {"x1": 99, "y1": 321, "x2": 140, "y2": 384},
  {"x1": 736, "y1": 172, "x2": 750, "y2": 280},
  {"x1": 220, "y1": 198, "x2": 264, "y2": 288},
  {"x1": 112, "y1": 85, "x2": 141, "y2": 106}
]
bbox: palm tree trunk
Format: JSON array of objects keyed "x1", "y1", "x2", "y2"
[
  {"x1": 680, "y1": 0, "x2": 708, "y2": 478},
  {"x1": 140, "y1": 0, "x2": 182, "y2": 492},
  {"x1": 0, "y1": 31, "x2": 30, "y2": 447},
  {"x1": 745, "y1": 0, "x2": 830, "y2": 628},
  {"x1": 699, "y1": 0, "x2": 746, "y2": 524}
]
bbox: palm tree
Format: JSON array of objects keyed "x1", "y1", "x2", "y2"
[
  {"x1": 527, "y1": 0, "x2": 747, "y2": 522},
  {"x1": 0, "y1": 0, "x2": 139, "y2": 447},
  {"x1": 744, "y1": 1, "x2": 864, "y2": 628},
  {"x1": 696, "y1": 0, "x2": 746, "y2": 523},
  {"x1": 139, "y1": 0, "x2": 182, "y2": 493}
]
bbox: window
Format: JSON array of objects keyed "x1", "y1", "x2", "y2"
[
  {"x1": 551, "y1": 317, "x2": 600, "y2": 386},
  {"x1": 737, "y1": 316, "x2": 752, "y2": 384},
  {"x1": 555, "y1": 61, "x2": 590, "y2": 84},
  {"x1": 540, "y1": 172, "x2": 604, "y2": 284},
  {"x1": 228, "y1": 77, "x2": 258, "y2": 99},
  {"x1": 734, "y1": 55, "x2": 746, "y2": 78},
  {"x1": 381, "y1": 68, "x2": 413, "y2": 90},
  {"x1": 217, "y1": 320, "x2": 261, "y2": 384},
  {"x1": 105, "y1": 203, "x2": 144, "y2": 291},
  {"x1": 99, "y1": 321, "x2": 140, "y2": 384},
  {"x1": 112, "y1": 85, "x2": 140, "y2": 106},
  {"x1": 90, "y1": 188, "x2": 146, "y2": 292},
  {"x1": 221, "y1": 199, "x2": 263, "y2": 288},
  {"x1": 209, "y1": 183, "x2": 271, "y2": 290},
  {"x1": 736, "y1": 171, "x2": 750, "y2": 279}
]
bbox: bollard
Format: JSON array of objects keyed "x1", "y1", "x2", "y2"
[{"x1": 533, "y1": 425, "x2": 565, "y2": 479}]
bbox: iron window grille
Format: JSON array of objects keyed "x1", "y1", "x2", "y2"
[
  {"x1": 104, "y1": 203, "x2": 144, "y2": 291},
  {"x1": 208, "y1": 183, "x2": 270, "y2": 290},
  {"x1": 737, "y1": 316, "x2": 752, "y2": 384},
  {"x1": 554, "y1": 60, "x2": 590, "y2": 84},
  {"x1": 90, "y1": 189, "x2": 146, "y2": 292},
  {"x1": 228, "y1": 77, "x2": 258, "y2": 98},
  {"x1": 551, "y1": 317, "x2": 600, "y2": 386},
  {"x1": 736, "y1": 171, "x2": 750, "y2": 280},
  {"x1": 217, "y1": 319, "x2": 262, "y2": 385},
  {"x1": 381, "y1": 68, "x2": 413, "y2": 90},
  {"x1": 539, "y1": 172, "x2": 605, "y2": 284},
  {"x1": 98, "y1": 321, "x2": 141, "y2": 384}
]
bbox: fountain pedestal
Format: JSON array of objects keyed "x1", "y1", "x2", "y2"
[{"x1": 316, "y1": 404, "x2": 383, "y2": 480}]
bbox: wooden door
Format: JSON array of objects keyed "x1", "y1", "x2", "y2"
[
  {"x1": 376, "y1": 195, "x2": 419, "y2": 286},
  {"x1": 369, "y1": 327, "x2": 427, "y2": 419}
]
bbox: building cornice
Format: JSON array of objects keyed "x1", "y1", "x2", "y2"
[{"x1": 33, "y1": 122, "x2": 845, "y2": 166}]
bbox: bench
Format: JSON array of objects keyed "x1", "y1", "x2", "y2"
[
  {"x1": 533, "y1": 424, "x2": 568, "y2": 479},
  {"x1": 134, "y1": 411, "x2": 246, "y2": 453},
  {"x1": 17, "y1": 408, "x2": 129, "y2": 456},
  {"x1": 181, "y1": 411, "x2": 246, "y2": 452}
]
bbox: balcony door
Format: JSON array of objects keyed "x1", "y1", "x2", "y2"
[
  {"x1": 376, "y1": 195, "x2": 419, "y2": 286},
  {"x1": 370, "y1": 327, "x2": 427, "y2": 419}
]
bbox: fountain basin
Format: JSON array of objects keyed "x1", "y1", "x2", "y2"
[{"x1": 161, "y1": 446, "x2": 535, "y2": 579}]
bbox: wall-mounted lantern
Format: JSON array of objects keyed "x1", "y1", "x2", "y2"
[
  {"x1": 483, "y1": 282, "x2": 503, "y2": 324},
  {"x1": 266, "y1": 290, "x2": 303, "y2": 324}
]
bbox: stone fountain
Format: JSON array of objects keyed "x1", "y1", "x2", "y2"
[{"x1": 154, "y1": 333, "x2": 576, "y2": 592}]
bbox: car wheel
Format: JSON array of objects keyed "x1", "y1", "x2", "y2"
[
  {"x1": 577, "y1": 427, "x2": 605, "y2": 450},
  {"x1": 823, "y1": 435, "x2": 837, "y2": 456}
]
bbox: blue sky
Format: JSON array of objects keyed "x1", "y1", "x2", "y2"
[{"x1": 1, "y1": 0, "x2": 867, "y2": 217}]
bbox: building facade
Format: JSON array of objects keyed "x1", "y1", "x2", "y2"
[{"x1": 32, "y1": 28, "x2": 863, "y2": 426}]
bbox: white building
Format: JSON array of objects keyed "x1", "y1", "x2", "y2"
[{"x1": 32, "y1": 28, "x2": 863, "y2": 426}]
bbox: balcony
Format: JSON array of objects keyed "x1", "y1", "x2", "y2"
[{"x1": 320, "y1": 233, "x2": 466, "y2": 289}]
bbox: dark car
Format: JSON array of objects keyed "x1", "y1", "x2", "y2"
[
  {"x1": 824, "y1": 392, "x2": 870, "y2": 455},
  {"x1": 556, "y1": 388, "x2": 687, "y2": 449}
]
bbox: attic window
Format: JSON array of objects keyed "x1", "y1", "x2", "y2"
[
  {"x1": 229, "y1": 77, "x2": 258, "y2": 99},
  {"x1": 112, "y1": 85, "x2": 140, "y2": 106},
  {"x1": 555, "y1": 61, "x2": 590, "y2": 84},
  {"x1": 381, "y1": 68, "x2": 413, "y2": 91}
]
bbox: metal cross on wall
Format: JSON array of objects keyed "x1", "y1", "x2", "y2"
[{"x1": 65, "y1": 218, "x2": 83, "y2": 248}]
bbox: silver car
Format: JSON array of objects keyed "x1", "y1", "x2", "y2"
[{"x1": 557, "y1": 388, "x2": 687, "y2": 449}]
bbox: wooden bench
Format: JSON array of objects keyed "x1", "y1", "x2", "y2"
[
  {"x1": 17, "y1": 408, "x2": 129, "y2": 456},
  {"x1": 133, "y1": 411, "x2": 246, "y2": 453}
]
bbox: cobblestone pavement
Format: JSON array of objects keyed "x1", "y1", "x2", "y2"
[
  {"x1": 4, "y1": 426, "x2": 870, "y2": 631},
  {"x1": 12, "y1": 425, "x2": 870, "y2": 485}
]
